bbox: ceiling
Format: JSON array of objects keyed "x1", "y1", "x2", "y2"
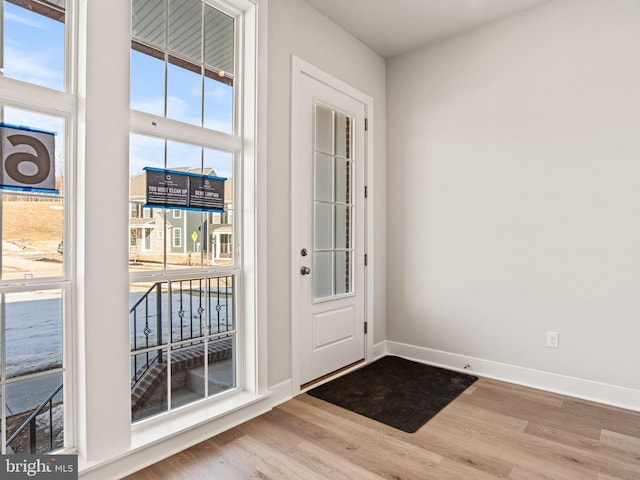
[{"x1": 303, "y1": 0, "x2": 552, "y2": 58}]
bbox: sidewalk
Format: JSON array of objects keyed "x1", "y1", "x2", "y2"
[{"x1": 5, "y1": 373, "x2": 63, "y2": 416}]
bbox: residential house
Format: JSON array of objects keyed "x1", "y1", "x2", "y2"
[{"x1": 128, "y1": 170, "x2": 233, "y2": 265}]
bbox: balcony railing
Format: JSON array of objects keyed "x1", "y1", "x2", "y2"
[
  {"x1": 130, "y1": 276, "x2": 234, "y2": 388},
  {"x1": 6, "y1": 383, "x2": 63, "y2": 454}
]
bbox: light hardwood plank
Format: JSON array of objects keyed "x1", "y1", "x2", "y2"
[
  {"x1": 600, "y1": 429, "x2": 640, "y2": 454},
  {"x1": 124, "y1": 378, "x2": 640, "y2": 480}
]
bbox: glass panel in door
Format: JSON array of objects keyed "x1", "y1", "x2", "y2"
[{"x1": 313, "y1": 103, "x2": 353, "y2": 300}]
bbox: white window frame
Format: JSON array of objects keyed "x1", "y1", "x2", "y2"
[
  {"x1": 0, "y1": 0, "x2": 77, "y2": 455},
  {"x1": 72, "y1": 0, "x2": 267, "y2": 470},
  {"x1": 129, "y1": 0, "x2": 243, "y2": 422},
  {"x1": 127, "y1": 0, "x2": 266, "y2": 431}
]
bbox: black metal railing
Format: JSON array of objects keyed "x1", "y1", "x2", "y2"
[
  {"x1": 131, "y1": 282, "x2": 164, "y2": 387},
  {"x1": 6, "y1": 383, "x2": 63, "y2": 454},
  {"x1": 130, "y1": 276, "x2": 234, "y2": 387}
]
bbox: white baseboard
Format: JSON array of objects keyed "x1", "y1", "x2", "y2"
[
  {"x1": 372, "y1": 340, "x2": 387, "y2": 360},
  {"x1": 267, "y1": 379, "x2": 294, "y2": 406},
  {"x1": 80, "y1": 382, "x2": 292, "y2": 480},
  {"x1": 384, "y1": 340, "x2": 640, "y2": 412}
]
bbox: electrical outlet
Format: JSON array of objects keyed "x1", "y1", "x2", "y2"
[{"x1": 546, "y1": 331, "x2": 559, "y2": 348}]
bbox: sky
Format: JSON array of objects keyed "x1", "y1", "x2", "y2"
[
  {"x1": 2, "y1": 2, "x2": 64, "y2": 90},
  {"x1": 3, "y1": 1, "x2": 234, "y2": 179}
]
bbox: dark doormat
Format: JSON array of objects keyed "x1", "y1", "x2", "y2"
[{"x1": 307, "y1": 356, "x2": 478, "y2": 433}]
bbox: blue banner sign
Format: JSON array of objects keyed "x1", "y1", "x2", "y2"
[
  {"x1": 0, "y1": 123, "x2": 58, "y2": 194},
  {"x1": 144, "y1": 167, "x2": 226, "y2": 212}
]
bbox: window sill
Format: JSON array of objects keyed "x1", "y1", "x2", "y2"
[
  {"x1": 130, "y1": 389, "x2": 271, "y2": 449},
  {"x1": 78, "y1": 389, "x2": 272, "y2": 477}
]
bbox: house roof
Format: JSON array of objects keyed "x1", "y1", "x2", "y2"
[
  {"x1": 211, "y1": 224, "x2": 232, "y2": 234},
  {"x1": 129, "y1": 217, "x2": 158, "y2": 227}
]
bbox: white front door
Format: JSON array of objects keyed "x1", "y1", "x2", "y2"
[{"x1": 292, "y1": 65, "x2": 367, "y2": 386}]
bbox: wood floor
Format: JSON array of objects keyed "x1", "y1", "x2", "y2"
[{"x1": 124, "y1": 377, "x2": 640, "y2": 479}]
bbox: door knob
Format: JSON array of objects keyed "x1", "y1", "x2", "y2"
[{"x1": 300, "y1": 266, "x2": 311, "y2": 275}]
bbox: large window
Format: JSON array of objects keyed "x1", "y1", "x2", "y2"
[
  {"x1": 129, "y1": 0, "x2": 240, "y2": 423},
  {"x1": 0, "y1": 0, "x2": 71, "y2": 455},
  {"x1": 0, "y1": 0, "x2": 262, "y2": 467}
]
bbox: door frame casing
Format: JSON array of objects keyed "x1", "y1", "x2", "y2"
[{"x1": 290, "y1": 56, "x2": 375, "y2": 395}]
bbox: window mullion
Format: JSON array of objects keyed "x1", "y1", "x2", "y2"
[
  {"x1": 166, "y1": 278, "x2": 173, "y2": 412},
  {"x1": 130, "y1": 110, "x2": 242, "y2": 153}
]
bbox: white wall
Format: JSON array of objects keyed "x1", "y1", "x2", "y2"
[
  {"x1": 267, "y1": 0, "x2": 387, "y2": 386},
  {"x1": 387, "y1": 0, "x2": 640, "y2": 404}
]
